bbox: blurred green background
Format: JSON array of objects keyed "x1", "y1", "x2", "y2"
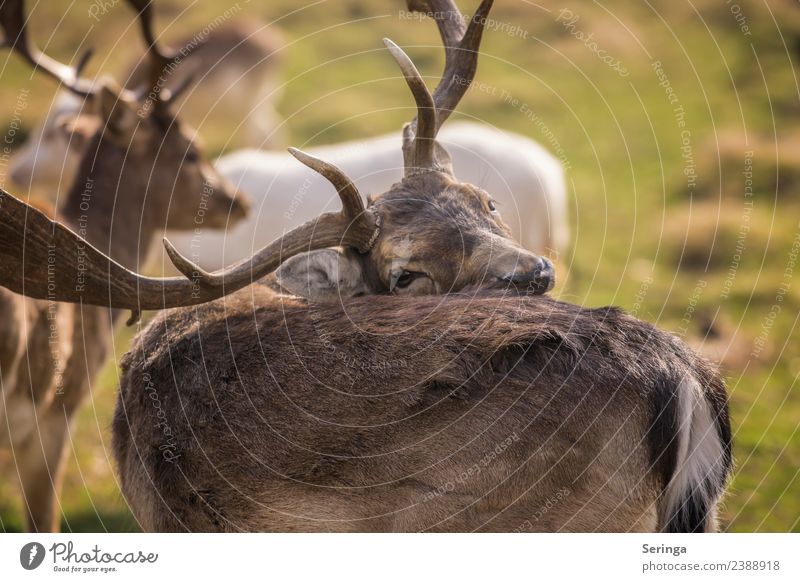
[{"x1": 0, "y1": 0, "x2": 798, "y2": 532}]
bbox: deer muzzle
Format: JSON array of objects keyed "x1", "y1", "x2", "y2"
[{"x1": 500, "y1": 255, "x2": 555, "y2": 294}]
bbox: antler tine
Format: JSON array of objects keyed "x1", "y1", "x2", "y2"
[
  {"x1": 0, "y1": 183, "x2": 379, "y2": 320},
  {"x1": 409, "y1": 0, "x2": 465, "y2": 49},
  {"x1": 164, "y1": 147, "x2": 380, "y2": 293},
  {"x1": 383, "y1": 39, "x2": 437, "y2": 171},
  {"x1": 0, "y1": 0, "x2": 94, "y2": 97},
  {"x1": 287, "y1": 148, "x2": 366, "y2": 221},
  {"x1": 125, "y1": 0, "x2": 205, "y2": 112},
  {"x1": 397, "y1": 0, "x2": 494, "y2": 172},
  {"x1": 430, "y1": 0, "x2": 494, "y2": 129}
]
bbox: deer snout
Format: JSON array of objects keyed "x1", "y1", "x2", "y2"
[
  {"x1": 228, "y1": 187, "x2": 251, "y2": 223},
  {"x1": 200, "y1": 166, "x2": 251, "y2": 228},
  {"x1": 500, "y1": 255, "x2": 555, "y2": 294},
  {"x1": 9, "y1": 160, "x2": 33, "y2": 188}
]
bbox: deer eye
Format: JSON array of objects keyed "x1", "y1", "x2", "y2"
[
  {"x1": 185, "y1": 150, "x2": 200, "y2": 163},
  {"x1": 390, "y1": 270, "x2": 421, "y2": 291},
  {"x1": 487, "y1": 200, "x2": 498, "y2": 212}
]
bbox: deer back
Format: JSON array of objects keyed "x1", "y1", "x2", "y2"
[{"x1": 112, "y1": 290, "x2": 731, "y2": 532}]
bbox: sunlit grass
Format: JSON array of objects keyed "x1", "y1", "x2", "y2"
[{"x1": 0, "y1": 0, "x2": 797, "y2": 532}]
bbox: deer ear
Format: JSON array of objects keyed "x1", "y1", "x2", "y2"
[
  {"x1": 275, "y1": 248, "x2": 367, "y2": 301},
  {"x1": 98, "y1": 83, "x2": 140, "y2": 140}
]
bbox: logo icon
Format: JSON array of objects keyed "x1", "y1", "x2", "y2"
[{"x1": 20, "y1": 542, "x2": 46, "y2": 570}]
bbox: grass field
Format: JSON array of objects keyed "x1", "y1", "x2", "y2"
[{"x1": 0, "y1": 0, "x2": 798, "y2": 532}]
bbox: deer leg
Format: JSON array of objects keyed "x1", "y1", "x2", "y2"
[{"x1": 16, "y1": 410, "x2": 71, "y2": 532}]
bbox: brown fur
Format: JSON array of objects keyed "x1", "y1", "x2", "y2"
[
  {"x1": 0, "y1": 82, "x2": 246, "y2": 531},
  {"x1": 112, "y1": 289, "x2": 732, "y2": 532},
  {"x1": 275, "y1": 172, "x2": 556, "y2": 301},
  {"x1": 271, "y1": 1, "x2": 555, "y2": 303}
]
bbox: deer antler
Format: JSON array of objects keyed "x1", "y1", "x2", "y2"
[
  {"x1": 0, "y1": 0, "x2": 94, "y2": 97},
  {"x1": 0, "y1": 189, "x2": 153, "y2": 322},
  {"x1": 125, "y1": 0, "x2": 205, "y2": 115},
  {"x1": 0, "y1": 159, "x2": 379, "y2": 321},
  {"x1": 165, "y1": 148, "x2": 380, "y2": 293},
  {"x1": 387, "y1": 0, "x2": 494, "y2": 174}
]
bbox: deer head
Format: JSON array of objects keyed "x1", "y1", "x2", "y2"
[
  {"x1": 0, "y1": 0, "x2": 248, "y2": 254},
  {"x1": 0, "y1": 0, "x2": 552, "y2": 324},
  {"x1": 274, "y1": 0, "x2": 554, "y2": 300},
  {"x1": 67, "y1": 80, "x2": 248, "y2": 234}
]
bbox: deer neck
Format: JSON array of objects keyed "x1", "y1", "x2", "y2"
[{"x1": 60, "y1": 133, "x2": 161, "y2": 273}]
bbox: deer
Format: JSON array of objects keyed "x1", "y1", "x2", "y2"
[
  {"x1": 9, "y1": 12, "x2": 285, "y2": 199},
  {"x1": 0, "y1": 189, "x2": 734, "y2": 532},
  {"x1": 181, "y1": 120, "x2": 568, "y2": 272},
  {"x1": 3, "y1": 0, "x2": 555, "y2": 307},
  {"x1": 8, "y1": 3, "x2": 568, "y2": 265},
  {"x1": 0, "y1": 0, "x2": 731, "y2": 532},
  {"x1": 0, "y1": 0, "x2": 248, "y2": 532},
  {"x1": 111, "y1": 289, "x2": 731, "y2": 533}
]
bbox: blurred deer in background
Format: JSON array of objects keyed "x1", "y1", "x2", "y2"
[
  {"x1": 9, "y1": 9, "x2": 285, "y2": 199},
  {"x1": 0, "y1": 0, "x2": 248, "y2": 532},
  {"x1": 0, "y1": 0, "x2": 731, "y2": 532}
]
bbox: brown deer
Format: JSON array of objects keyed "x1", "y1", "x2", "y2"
[
  {"x1": 110, "y1": 288, "x2": 731, "y2": 532},
  {"x1": 0, "y1": 0, "x2": 248, "y2": 532},
  {"x1": 0, "y1": 0, "x2": 731, "y2": 532},
  {"x1": 0, "y1": 189, "x2": 732, "y2": 532},
  {"x1": 2, "y1": 0, "x2": 555, "y2": 311},
  {"x1": 10, "y1": 11, "x2": 286, "y2": 199}
]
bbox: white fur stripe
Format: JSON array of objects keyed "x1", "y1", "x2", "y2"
[{"x1": 660, "y1": 376, "x2": 725, "y2": 531}]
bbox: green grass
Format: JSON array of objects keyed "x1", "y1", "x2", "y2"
[{"x1": 1, "y1": 0, "x2": 799, "y2": 532}]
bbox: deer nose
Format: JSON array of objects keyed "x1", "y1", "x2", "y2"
[
  {"x1": 9, "y1": 163, "x2": 31, "y2": 188},
  {"x1": 231, "y1": 190, "x2": 250, "y2": 221},
  {"x1": 503, "y1": 256, "x2": 555, "y2": 294}
]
